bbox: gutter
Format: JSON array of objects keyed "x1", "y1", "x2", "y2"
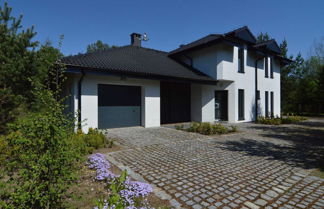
[
  {"x1": 77, "y1": 70, "x2": 85, "y2": 129},
  {"x1": 255, "y1": 56, "x2": 265, "y2": 121}
]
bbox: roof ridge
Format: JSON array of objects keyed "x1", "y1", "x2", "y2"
[{"x1": 63, "y1": 45, "x2": 130, "y2": 59}]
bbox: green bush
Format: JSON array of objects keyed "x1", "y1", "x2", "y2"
[
  {"x1": 70, "y1": 128, "x2": 112, "y2": 155},
  {"x1": 0, "y1": 108, "x2": 80, "y2": 209},
  {"x1": 281, "y1": 115, "x2": 307, "y2": 124},
  {"x1": 256, "y1": 116, "x2": 282, "y2": 125},
  {"x1": 86, "y1": 128, "x2": 107, "y2": 149},
  {"x1": 186, "y1": 122, "x2": 235, "y2": 135},
  {"x1": 175, "y1": 124, "x2": 184, "y2": 130},
  {"x1": 257, "y1": 115, "x2": 307, "y2": 125}
]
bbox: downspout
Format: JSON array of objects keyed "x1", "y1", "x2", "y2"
[
  {"x1": 77, "y1": 70, "x2": 85, "y2": 129},
  {"x1": 255, "y1": 56, "x2": 264, "y2": 121}
]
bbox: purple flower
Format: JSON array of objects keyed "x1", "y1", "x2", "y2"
[
  {"x1": 88, "y1": 153, "x2": 116, "y2": 180},
  {"x1": 89, "y1": 153, "x2": 153, "y2": 209}
]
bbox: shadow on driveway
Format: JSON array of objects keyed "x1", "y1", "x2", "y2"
[{"x1": 219, "y1": 120, "x2": 324, "y2": 172}]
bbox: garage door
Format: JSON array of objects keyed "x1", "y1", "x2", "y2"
[{"x1": 98, "y1": 84, "x2": 141, "y2": 129}]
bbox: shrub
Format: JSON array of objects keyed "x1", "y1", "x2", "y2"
[
  {"x1": 86, "y1": 128, "x2": 107, "y2": 149},
  {"x1": 281, "y1": 115, "x2": 307, "y2": 124},
  {"x1": 256, "y1": 116, "x2": 282, "y2": 125},
  {"x1": 257, "y1": 115, "x2": 307, "y2": 125},
  {"x1": 186, "y1": 122, "x2": 234, "y2": 135},
  {"x1": 70, "y1": 128, "x2": 111, "y2": 155},
  {"x1": 229, "y1": 125, "x2": 238, "y2": 133},
  {"x1": 175, "y1": 124, "x2": 184, "y2": 130},
  {"x1": 0, "y1": 109, "x2": 80, "y2": 208}
]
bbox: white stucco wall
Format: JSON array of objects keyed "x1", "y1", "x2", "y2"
[
  {"x1": 71, "y1": 74, "x2": 160, "y2": 132},
  {"x1": 187, "y1": 43, "x2": 281, "y2": 123}
]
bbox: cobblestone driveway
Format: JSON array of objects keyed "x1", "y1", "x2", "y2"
[{"x1": 106, "y1": 121, "x2": 324, "y2": 209}]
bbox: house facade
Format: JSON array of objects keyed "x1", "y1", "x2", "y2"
[{"x1": 62, "y1": 26, "x2": 290, "y2": 132}]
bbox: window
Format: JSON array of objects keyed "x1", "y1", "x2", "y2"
[
  {"x1": 265, "y1": 57, "x2": 269, "y2": 78},
  {"x1": 270, "y1": 57, "x2": 274, "y2": 78},
  {"x1": 238, "y1": 48, "x2": 244, "y2": 73},
  {"x1": 238, "y1": 89, "x2": 245, "y2": 120},
  {"x1": 270, "y1": 92, "x2": 274, "y2": 117},
  {"x1": 265, "y1": 91, "x2": 269, "y2": 117},
  {"x1": 257, "y1": 90, "x2": 260, "y2": 100}
]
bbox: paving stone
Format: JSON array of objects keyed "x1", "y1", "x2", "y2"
[
  {"x1": 192, "y1": 204, "x2": 203, "y2": 209},
  {"x1": 244, "y1": 201, "x2": 260, "y2": 209},
  {"x1": 266, "y1": 190, "x2": 279, "y2": 198},
  {"x1": 108, "y1": 125, "x2": 324, "y2": 209},
  {"x1": 272, "y1": 187, "x2": 284, "y2": 193},
  {"x1": 255, "y1": 199, "x2": 267, "y2": 206}
]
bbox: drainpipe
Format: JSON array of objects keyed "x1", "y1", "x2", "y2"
[
  {"x1": 255, "y1": 56, "x2": 264, "y2": 121},
  {"x1": 77, "y1": 71, "x2": 85, "y2": 129}
]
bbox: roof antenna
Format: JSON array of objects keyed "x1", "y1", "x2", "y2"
[{"x1": 142, "y1": 33, "x2": 149, "y2": 41}]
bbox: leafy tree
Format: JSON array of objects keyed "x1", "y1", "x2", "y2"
[{"x1": 86, "y1": 40, "x2": 117, "y2": 53}]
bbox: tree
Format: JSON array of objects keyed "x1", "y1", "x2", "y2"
[
  {"x1": 86, "y1": 40, "x2": 117, "y2": 53},
  {"x1": 256, "y1": 32, "x2": 271, "y2": 43},
  {"x1": 280, "y1": 39, "x2": 288, "y2": 58},
  {"x1": 0, "y1": 2, "x2": 39, "y2": 133}
]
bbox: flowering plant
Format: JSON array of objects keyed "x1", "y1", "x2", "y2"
[{"x1": 88, "y1": 153, "x2": 153, "y2": 209}]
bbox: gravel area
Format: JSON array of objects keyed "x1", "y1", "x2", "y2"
[{"x1": 105, "y1": 118, "x2": 324, "y2": 209}]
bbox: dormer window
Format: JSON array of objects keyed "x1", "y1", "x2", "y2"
[
  {"x1": 238, "y1": 48, "x2": 244, "y2": 73},
  {"x1": 265, "y1": 57, "x2": 269, "y2": 78}
]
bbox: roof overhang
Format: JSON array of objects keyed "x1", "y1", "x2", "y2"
[{"x1": 64, "y1": 64, "x2": 218, "y2": 85}]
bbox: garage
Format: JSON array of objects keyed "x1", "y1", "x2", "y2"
[
  {"x1": 98, "y1": 84, "x2": 141, "y2": 129},
  {"x1": 160, "y1": 81, "x2": 191, "y2": 124}
]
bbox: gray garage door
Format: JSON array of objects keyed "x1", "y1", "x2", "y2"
[{"x1": 98, "y1": 84, "x2": 141, "y2": 129}]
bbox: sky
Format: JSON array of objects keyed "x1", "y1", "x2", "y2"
[{"x1": 5, "y1": 0, "x2": 324, "y2": 58}]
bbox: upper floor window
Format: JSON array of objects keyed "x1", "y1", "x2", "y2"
[
  {"x1": 238, "y1": 48, "x2": 244, "y2": 73},
  {"x1": 270, "y1": 57, "x2": 274, "y2": 78},
  {"x1": 265, "y1": 57, "x2": 269, "y2": 78}
]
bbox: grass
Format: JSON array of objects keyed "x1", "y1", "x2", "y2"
[{"x1": 176, "y1": 122, "x2": 238, "y2": 135}]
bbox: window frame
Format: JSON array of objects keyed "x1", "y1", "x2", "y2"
[
  {"x1": 270, "y1": 91, "x2": 274, "y2": 117},
  {"x1": 270, "y1": 57, "x2": 274, "y2": 78},
  {"x1": 265, "y1": 57, "x2": 269, "y2": 78},
  {"x1": 265, "y1": 91, "x2": 269, "y2": 117},
  {"x1": 238, "y1": 47, "x2": 245, "y2": 73},
  {"x1": 238, "y1": 89, "x2": 245, "y2": 120}
]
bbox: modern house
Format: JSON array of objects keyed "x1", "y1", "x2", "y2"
[{"x1": 61, "y1": 26, "x2": 291, "y2": 131}]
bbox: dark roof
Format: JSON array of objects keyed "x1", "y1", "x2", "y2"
[
  {"x1": 61, "y1": 46, "x2": 215, "y2": 82},
  {"x1": 253, "y1": 39, "x2": 281, "y2": 54},
  {"x1": 224, "y1": 26, "x2": 257, "y2": 43},
  {"x1": 169, "y1": 26, "x2": 283, "y2": 56},
  {"x1": 169, "y1": 34, "x2": 223, "y2": 55}
]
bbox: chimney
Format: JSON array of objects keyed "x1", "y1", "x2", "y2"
[{"x1": 131, "y1": 33, "x2": 142, "y2": 47}]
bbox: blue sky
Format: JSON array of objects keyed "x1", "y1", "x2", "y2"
[{"x1": 6, "y1": 0, "x2": 324, "y2": 57}]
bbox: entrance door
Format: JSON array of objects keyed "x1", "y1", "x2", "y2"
[{"x1": 215, "y1": 90, "x2": 228, "y2": 121}]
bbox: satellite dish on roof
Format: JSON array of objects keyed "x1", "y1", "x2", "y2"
[{"x1": 142, "y1": 33, "x2": 149, "y2": 41}]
